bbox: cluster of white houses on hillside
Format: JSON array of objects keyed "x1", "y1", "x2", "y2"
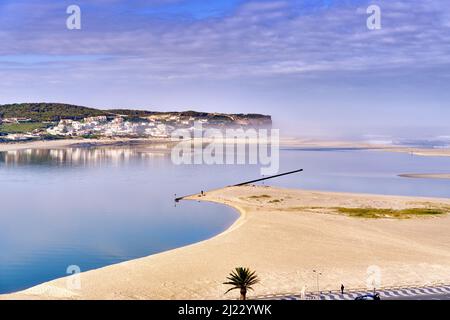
[
  {"x1": 46, "y1": 116, "x2": 177, "y2": 138},
  {"x1": 1, "y1": 112, "x2": 272, "y2": 141}
]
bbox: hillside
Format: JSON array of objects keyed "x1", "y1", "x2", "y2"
[
  {"x1": 0, "y1": 103, "x2": 108, "y2": 121},
  {"x1": 0, "y1": 103, "x2": 272, "y2": 125}
]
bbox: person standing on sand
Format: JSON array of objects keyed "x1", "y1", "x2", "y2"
[
  {"x1": 300, "y1": 285, "x2": 307, "y2": 300},
  {"x1": 341, "y1": 284, "x2": 345, "y2": 295}
]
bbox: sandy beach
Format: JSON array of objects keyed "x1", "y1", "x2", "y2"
[
  {"x1": 399, "y1": 174, "x2": 450, "y2": 180},
  {"x1": 0, "y1": 138, "x2": 177, "y2": 153},
  {"x1": 0, "y1": 138, "x2": 140, "y2": 152},
  {"x1": 3, "y1": 185, "x2": 450, "y2": 300},
  {"x1": 383, "y1": 147, "x2": 450, "y2": 158},
  {"x1": 0, "y1": 139, "x2": 88, "y2": 152}
]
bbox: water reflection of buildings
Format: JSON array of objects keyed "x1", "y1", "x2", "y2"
[{"x1": 0, "y1": 146, "x2": 172, "y2": 167}]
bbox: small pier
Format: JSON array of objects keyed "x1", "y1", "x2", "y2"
[{"x1": 175, "y1": 169, "x2": 303, "y2": 202}]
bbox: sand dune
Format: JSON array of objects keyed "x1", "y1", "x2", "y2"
[{"x1": 3, "y1": 186, "x2": 450, "y2": 300}]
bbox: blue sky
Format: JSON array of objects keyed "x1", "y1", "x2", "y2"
[
  {"x1": 0, "y1": 0, "x2": 450, "y2": 139},
  {"x1": 137, "y1": 0, "x2": 243, "y2": 19}
]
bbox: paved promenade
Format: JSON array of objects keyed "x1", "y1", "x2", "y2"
[{"x1": 257, "y1": 284, "x2": 450, "y2": 300}]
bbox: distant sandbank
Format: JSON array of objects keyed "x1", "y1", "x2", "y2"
[
  {"x1": 280, "y1": 138, "x2": 450, "y2": 158},
  {"x1": 399, "y1": 174, "x2": 450, "y2": 180},
  {"x1": 383, "y1": 147, "x2": 450, "y2": 158}
]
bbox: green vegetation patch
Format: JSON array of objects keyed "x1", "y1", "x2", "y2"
[
  {"x1": 268, "y1": 199, "x2": 283, "y2": 203},
  {"x1": 279, "y1": 206, "x2": 449, "y2": 219},
  {"x1": 80, "y1": 134, "x2": 102, "y2": 139},
  {"x1": 248, "y1": 195, "x2": 272, "y2": 200},
  {"x1": 0, "y1": 103, "x2": 107, "y2": 122},
  {"x1": 335, "y1": 207, "x2": 448, "y2": 219},
  {"x1": 283, "y1": 206, "x2": 324, "y2": 211},
  {"x1": 0, "y1": 122, "x2": 50, "y2": 134}
]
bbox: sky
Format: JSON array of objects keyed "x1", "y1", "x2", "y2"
[{"x1": 0, "y1": 0, "x2": 450, "y2": 140}]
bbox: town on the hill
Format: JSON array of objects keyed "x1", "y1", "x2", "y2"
[{"x1": 0, "y1": 106, "x2": 272, "y2": 142}]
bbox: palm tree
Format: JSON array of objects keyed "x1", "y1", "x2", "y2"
[{"x1": 224, "y1": 267, "x2": 260, "y2": 300}]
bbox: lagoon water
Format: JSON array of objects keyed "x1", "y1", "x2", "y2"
[{"x1": 1, "y1": 146, "x2": 450, "y2": 294}]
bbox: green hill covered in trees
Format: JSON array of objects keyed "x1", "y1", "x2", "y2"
[
  {"x1": 0, "y1": 103, "x2": 108, "y2": 121},
  {"x1": 1, "y1": 103, "x2": 272, "y2": 124}
]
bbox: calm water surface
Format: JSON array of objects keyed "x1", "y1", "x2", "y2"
[{"x1": 0, "y1": 146, "x2": 449, "y2": 294}]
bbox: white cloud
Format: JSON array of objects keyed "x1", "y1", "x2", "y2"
[{"x1": 1, "y1": 0, "x2": 450, "y2": 81}]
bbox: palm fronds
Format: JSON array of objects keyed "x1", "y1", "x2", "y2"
[{"x1": 224, "y1": 267, "x2": 260, "y2": 295}]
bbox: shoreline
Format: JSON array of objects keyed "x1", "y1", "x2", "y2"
[
  {"x1": 387, "y1": 148, "x2": 450, "y2": 158},
  {"x1": 399, "y1": 173, "x2": 450, "y2": 180},
  {"x1": 0, "y1": 138, "x2": 177, "y2": 152},
  {"x1": 3, "y1": 186, "x2": 450, "y2": 300},
  {"x1": 1, "y1": 195, "x2": 248, "y2": 300},
  {"x1": 1, "y1": 138, "x2": 450, "y2": 158}
]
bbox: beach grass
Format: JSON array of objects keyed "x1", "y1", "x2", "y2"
[
  {"x1": 247, "y1": 195, "x2": 272, "y2": 199},
  {"x1": 335, "y1": 207, "x2": 448, "y2": 219},
  {"x1": 280, "y1": 205, "x2": 449, "y2": 219},
  {"x1": 268, "y1": 199, "x2": 283, "y2": 203}
]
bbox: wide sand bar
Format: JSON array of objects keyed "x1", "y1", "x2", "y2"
[{"x1": 3, "y1": 185, "x2": 450, "y2": 300}]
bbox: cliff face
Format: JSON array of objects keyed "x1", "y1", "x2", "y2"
[
  {"x1": 231, "y1": 114, "x2": 272, "y2": 127},
  {"x1": 193, "y1": 113, "x2": 272, "y2": 128},
  {"x1": 141, "y1": 111, "x2": 272, "y2": 127}
]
